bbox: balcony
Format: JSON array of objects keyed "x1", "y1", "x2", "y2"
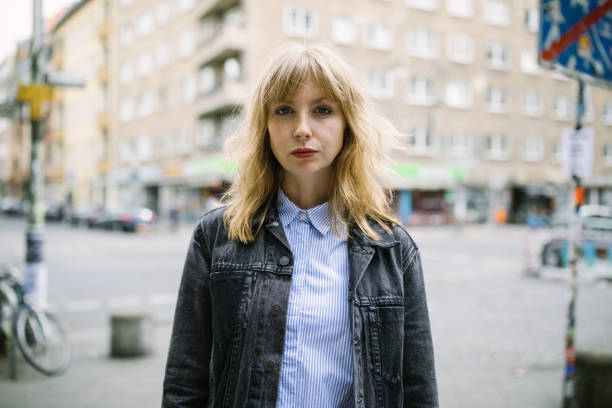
[
  {"x1": 97, "y1": 111, "x2": 109, "y2": 130},
  {"x1": 98, "y1": 21, "x2": 110, "y2": 40},
  {"x1": 197, "y1": 23, "x2": 245, "y2": 67},
  {"x1": 197, "y1": 0, "x2": 240, "y2": 19},
  {"x1": 196, "y1": 80, "x2": 244, "y2": 117},
  {"x1": 98, "y1": 65, "x2": 109, "y2": 83}
]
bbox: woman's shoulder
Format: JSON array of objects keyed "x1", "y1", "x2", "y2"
[
  {"x1": 388, "y1": 222, "x2": 420, "y2": 265},
  {"x1": 194, "y1": 205, "x2": 228, "y2": 237}
]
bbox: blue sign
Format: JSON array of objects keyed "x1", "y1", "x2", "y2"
[{"x1": 539, "y1": 0, "x2": 612, "y2": 86}]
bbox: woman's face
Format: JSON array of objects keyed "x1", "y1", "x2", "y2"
[{"x1": 267, "y1": 76, "x2": 345, "y2": 185}]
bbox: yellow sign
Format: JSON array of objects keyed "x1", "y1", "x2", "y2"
[{"x1": 17, "y1": 84, "x2": 53, "y2": 120}]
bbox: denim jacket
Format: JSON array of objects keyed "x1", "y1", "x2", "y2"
[{"x1": 162, "y1": 206, "x2": 438, "y2": 408}]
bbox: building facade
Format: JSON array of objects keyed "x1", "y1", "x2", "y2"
[{"x1": 2, "y1": 0, "x2": 611, "y2": 224}]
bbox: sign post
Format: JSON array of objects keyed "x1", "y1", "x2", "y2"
[{"x1": 538, "y1": 1, "x2": 611, "y2": 406}]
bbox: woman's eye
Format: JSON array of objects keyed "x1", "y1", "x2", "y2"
[
  {"x1": 275, "y1": 107, "x2": 292, "y2": 115},
  {"x1": 314, "y1": 106, "x2": 332, "y2": 115}
]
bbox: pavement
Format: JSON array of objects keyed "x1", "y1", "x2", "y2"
[{"x1": 0, "y1": 218, "x2": 610, "y2": 407}]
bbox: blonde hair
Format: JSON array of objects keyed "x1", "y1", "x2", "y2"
[{"x1": 223, "y1": 42, "x2": 399, "y2": 243}]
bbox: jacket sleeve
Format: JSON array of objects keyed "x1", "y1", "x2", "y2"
[
  {"x1": 162, "y1": 220, "x2": 212, "y2": 407},
  {"x1": 403, "y1": 249, "x2": 439, "y2": 407}
]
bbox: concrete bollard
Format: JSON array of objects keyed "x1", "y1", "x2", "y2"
[
  {"x1": 574, "y1": 350, "x2": 612, "y2": 408},
  {"x1": 110, "y1": 310, "x2": 153, "y2": 358}
]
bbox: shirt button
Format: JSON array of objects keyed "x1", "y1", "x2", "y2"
[
  {"x1": 299, "y1": 212, "x2": 307, "y2": 221},
  {"x1": 278, "y1": 256, "x2": 290, "y2": 266},
  {"x1": 271, "y1": 304, "x2": 282, "y2": 316},
  {"x1": 264, "y1": 360, "x2": 276, "y2": 372}
]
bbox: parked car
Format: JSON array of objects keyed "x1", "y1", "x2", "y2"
[
  {"x1": 96, "y1": 207, "x2": 157, "y2": 232},
  {"x1": 68, "y1": 206, "x2": 104, "y2": 228},
  {"x1": 1, "y1": 197, "x2": 23, "y2": 216},
  {"x1": 524, "y1": 205, "x2": 612, "y2": 280},
  {"x1": 44, "y1": 204, "x2": 65, "y2": 221}
]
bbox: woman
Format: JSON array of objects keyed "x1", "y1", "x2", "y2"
[{"x1": 163, "y1": 43, "x2": 438, "y2": 407}]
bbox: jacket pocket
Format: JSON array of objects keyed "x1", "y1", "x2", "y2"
[{"x1": 209, "y1": 268, "x2": 255, "y2": 407}]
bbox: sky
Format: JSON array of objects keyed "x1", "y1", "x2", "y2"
[{"x1": 0, "y1": 0, "x2": 76, "y2": 62}]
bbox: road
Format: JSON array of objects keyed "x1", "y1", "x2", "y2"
[{"x1": 0, "y1": 215, "x2": 611, "y2": 407}]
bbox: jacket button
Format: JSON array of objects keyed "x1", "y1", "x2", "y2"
[
  {"x1": 278, "y1": 256, "x2": 290, "y2": 266},
  {"x1": 264, "y1": 360, "x2": 276, "y2": 372},
  {"x1": 271, "y1": 305, "x2": 282, "y2": 316}
]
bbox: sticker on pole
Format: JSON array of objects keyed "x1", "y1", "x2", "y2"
[
  {"x1": 539, "y1": 0, "x2": 612, "y2": 86},
  {"x1": 562, "y1": 127, "x2": 594, "y2": 179}
]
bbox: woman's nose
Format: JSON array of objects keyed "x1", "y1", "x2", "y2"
[{"x1": 293, "y1": 112, "x2": 312, "y2": 139}]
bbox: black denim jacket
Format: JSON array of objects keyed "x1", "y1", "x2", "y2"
[{"x1": 162, "y1": 206, "x2": 438, "y2": 408}]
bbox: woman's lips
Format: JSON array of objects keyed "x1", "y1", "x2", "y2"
[{"x1": 291, "y1": 148, "x2": 316, "y2": 158}]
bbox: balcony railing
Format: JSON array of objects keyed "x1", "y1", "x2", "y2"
[
  {"x1": 196, "y1": 79, "x2": 244, "y2": 117},
  {"x1": 197, "y1": 23, "x2": 245, "y2": 67}
]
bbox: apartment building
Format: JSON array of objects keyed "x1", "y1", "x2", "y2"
[
  {"x1": 190, "y1": 0, "x2": 612, "y2": 223},
  {"x1": 49, "y1": 0, "x2": 113, "y2": 209}
]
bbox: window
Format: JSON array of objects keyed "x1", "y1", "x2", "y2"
[
  {"x1": 282, "y1": 5, "x2": 318, "y2": 39},
  {"x1": 332, "y1": 16, "x2": 357, "y2": 45},
  {"x1": 199, "y1": 66, "x2": 216, "y2": 94},
  {"x1": 366, "y1": 69, "x2": 394, "y2": 100},
  {"x1": 407, "y1": 126, "x2": 436, "y2": 154},
  {"x1": 119, "y1": 61, "x2": 133, "y2": 84},
  {"x1": 522, "y1": 136, "x2": 543, "y2": 161},
  {"x1": 553, "y1": 96, "x2": 571, "y2": 120},
  {"x1": 484, "y1": 133, "x2": 510, "y2": 160},
  {"x1": 520, "y1": 49, "x2": 542, "y2": 75},
  {"x1": 137, "y1": 90, "x2": 154, "y2": 117},
  {"x1": 138, "y1": 135, "x2": 152, "y2": 161},
  {"x1": 485, "y1": 86, "x2": 510, "y2": 113},
  {"x1": 552, "y1": 141, "x2": 562, "y2": 163},
  {"x1": 406, "y1": 77, "x2": 436, "y2": 106},
  {"x1": 178, "y1": 30, "x2": 195, "y2": 58},
  {"x1": 486, "y1": 43, "x2": 510, "y2": 70},
  {"x1": 406, "y1": 0, "x2": 438, "y2": 11},
  {"x1": 524, "y1": 8, "x2": 539, "y2": 33},
  {"x1": 523, "y1": 90, "x2": 543, "y2": 117},
  {"x1": 181, "y1": 76, "x2": 196, "y2": 102},
  {"x1": 224, "y1": 57, "x2": 242, "y2": 80},
  {"x1": 483, "y1": 0, "x2": 511, "y2": 27},
  {"x1": 158, "y1": 86, "x2": 169, "y2": 109},
  {"x1": 604, "y1": 144, "x2": 612, "y2": 165},
  {"x1": 119, "y1": 98, "x2": 133, "y2": 122},
  {"x1": 136, "y1": 11, "x2": 154, "y2": 36},
  {"x1": 447, "y1": 0, "x2": 473, "y2": 18},
  {"x1": 157, "y1": 1, "x2": 171, "y2": 24},
  {"x1": 119, "y1": 0, "x2": 133, "y2": 7},
  {"x1": 137, "y1": 52, "x2": 153, "y2": 77},
  {"x1": 119, "y1": 24, "x2": 134, "y2": 45},
  {"x1": 364, "y1": 22, "x2": 393, "y2": 51},
  {"x1": 603, "y1": 102, "x2": 612, "y2": 125},
  {"x1": 179, "y1": 0, "x2": 195, "y2": 12},
  {"x1": 446, "y1": 34, "x2": 474, "y2": 64},
  {"x1": 406, "y1": 29, "x2": 438, "y2": 59},
  {"x1": 200, "y1": 19, "x2": 220, "y2": 43},
  {"x1": 156, "y1": 43, "x2": 171, "y2": 68},
  {"x1": 156, "y1": 134, "x2": 172, "y2": 157},
  {"x1": 445, "y1": 80, "x2": 472, "y2": 109},
  {"x1": 177, "y1": 127, "x2": 193, "y2": 154},
  {"x1": 447, "y1": 130, "x2": 473, "y2": 157},
  {"x1": 219, "y1": 116, "x2": 239, "y2": 140},
  {"x1": 196, "y1": 119, "x2": 216, "y2": 148},
  {"x1": 119, "y1": 139, "x2": 133, "y2": 163}
]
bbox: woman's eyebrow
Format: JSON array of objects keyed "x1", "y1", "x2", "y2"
[{"x1": 311, "y1": 96, "x2": 335, "y2": 104}]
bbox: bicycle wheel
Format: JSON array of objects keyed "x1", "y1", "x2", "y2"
[{"x1": 14, "y1": 307, "x2": 71, "y2": 376}]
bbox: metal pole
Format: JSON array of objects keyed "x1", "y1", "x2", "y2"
[
  {"x1": 24, "y1": 0, "x2": 47, "y2": 308},
  {"x1": 561, "y1": 78, "x2": 585, "y2": 408}
]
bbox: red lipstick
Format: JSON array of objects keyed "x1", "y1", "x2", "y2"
[{"x1": 291, "y1": 148, "x2": 316, "y2": 158}]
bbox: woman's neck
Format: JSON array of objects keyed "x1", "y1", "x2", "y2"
[{"x1": 280, "y1": 173, "x2": 331, "y2": 210}]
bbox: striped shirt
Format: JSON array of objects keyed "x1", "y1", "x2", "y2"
[{"x1": 275, "y1": 189, "x2": 354, "y2": 408}]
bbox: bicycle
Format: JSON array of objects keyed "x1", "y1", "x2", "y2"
[{"x1": 0, "y1": 264, "x2": 71, "y2": 377}]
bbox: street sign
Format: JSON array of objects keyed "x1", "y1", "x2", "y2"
[
  {"x1": 539, "y1": 0, "x2": 612, "y2": 86},
  {"x1": 17, "y1": 84, "x2": 53, "y2": 120},
  {"x1": 562, "y1": 127, "x2": 594, "y2": 179},
  {"x1": 0, "y1": 103, "x2": 16, "y2": 118}
]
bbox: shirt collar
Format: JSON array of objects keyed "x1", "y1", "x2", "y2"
[{"x1": 276, "y1": 188, "x2": 331, "y2": 236}]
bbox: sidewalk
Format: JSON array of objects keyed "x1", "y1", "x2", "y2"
[{"x1": 0, "y1": 322, "x2": 172, "y2": 408}]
